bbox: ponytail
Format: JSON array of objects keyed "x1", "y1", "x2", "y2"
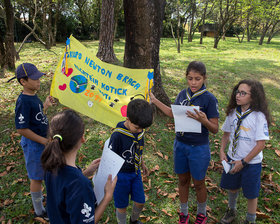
[
  {"x1": 41, "y1": 138, "x2": 65, "y2": 174},
  {"x1": 41, "y1": 110, "x2": 84, "y2": 174}
]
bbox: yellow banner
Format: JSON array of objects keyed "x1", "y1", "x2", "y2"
[{"x1": 51, "y1": 36, "x2": 154, "y2": 127}]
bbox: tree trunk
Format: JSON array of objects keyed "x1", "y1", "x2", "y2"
[
  {"x1": 0, "y1": 38, "x2": 5, "y2": 70},
  {"x1": 259, "y1": 23, "x2": 271, "y2": 45},
  {"x1": 214, "y1": 36, "x2": 220, "y2": 49},
  {"x1": 246, "y1": 13, "x2": 250, "y2": 42},
  {"x1": 96, "y1": 0, "x2": 117, "y2": 63},
  {"x1": 123, "y1": 0, "x2": 170, "y2": 106},
  {"x1": 267, "y1": 21, "x2": 279, "y2": 44},
  {"x1": 3, "y1": 0, "x2": 16, "y2": 70},
  {"x1": 188, "y1": 0, "x2": 196, "y2": 43}
]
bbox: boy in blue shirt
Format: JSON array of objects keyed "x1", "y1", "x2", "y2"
[
  {"x1": 109, "y1": 99, "x2": 153, "y2": 224},
  {"x1": 10, "y1": 63, "x2": 54, "y2": 220}
]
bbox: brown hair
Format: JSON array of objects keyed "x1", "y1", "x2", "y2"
[{"x1": 226, "y1": 79, "x2": 271, "y2": 126}]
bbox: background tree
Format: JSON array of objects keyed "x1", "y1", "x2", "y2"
[
  {"x1": 257, "y1": 0, "x2": 280, "y2": 45},
  {"x1": 0, "y1": 0, "x2": 16, "y2": 70},
  {"x1": 96, "y1": 0, "x2": 117, "y2": 63},
  {"x1": 212, "y1": 0, "x2": 240, "y2": 48},
  {"x1": 123, "y1": 0, "x2": 170, "y2": 105}
]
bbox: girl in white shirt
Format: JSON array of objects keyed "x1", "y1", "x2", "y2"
[{"x1": 219, "y1": 80, "x2": 270, "y2": 224}]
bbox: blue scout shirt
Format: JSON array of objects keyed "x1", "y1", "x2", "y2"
[
  {"x1": 15, "y1": 93, "x2": 48, "y2": 137},
  {"x1": 174, "y1": 86, "x2": 219, "y2": 145},
  {"x1": 109, "y1": 121, "x2": 145, "y2": 173},
  {"x1": 45, "y1": 166, "x2": 96, "y2": 224}
]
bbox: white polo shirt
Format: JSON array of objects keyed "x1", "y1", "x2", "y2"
[{"x1": 222, "y1": 109, "x2": 269, "y2": 164}]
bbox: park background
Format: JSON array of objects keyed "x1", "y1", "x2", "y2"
[{"x1": 0, "y1": 0, "x2": 280, "y2": 223}]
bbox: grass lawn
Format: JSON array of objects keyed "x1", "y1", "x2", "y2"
[{"x1": 0, "y1": 34, "x2": 279, "y2": 224}]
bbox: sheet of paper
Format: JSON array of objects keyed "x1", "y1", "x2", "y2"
[
  {"x1": 171, "y1": 105, "x2": 201, "y2": 133},
  {"x1": 222, "y1": 160, "x2": 231, "y2": 174},
  {"x1": 93, "y1": 138, "x2": 125, "y2": 204}
]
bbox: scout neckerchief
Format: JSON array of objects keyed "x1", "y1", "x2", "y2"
[
  {"x1": 179, "y1": 85, "x2": 207, "y2": 135},
  {"x1": 231, "y1": 106, "x2": 252, "y2": 157},
  {"x1": 184, "y1": 84, "x2": 207, "y2": 106},
  {"x1": 113, "y1": 127, "x2": 145, "y2": 174}
]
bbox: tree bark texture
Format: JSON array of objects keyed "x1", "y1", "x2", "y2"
[
  {"x1": 96, "y1": 0, "x2": 117, "y2": 63},
  {"x1": 123, "y1": 0, "x2": 170, "y2": 106},
  {"x1": 3, "y1": 0, "x2": 16, "y2": 70}
]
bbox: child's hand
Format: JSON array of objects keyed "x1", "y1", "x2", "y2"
[
  {"x1": 104, "y1": 174, "x2": 117, "y2": 201},
  {"x1": 229, "y1": 160, "x2": 243, "y2": 174},
  {"x1": 83, "y1": 158, "x2": 101, "y2": 177},
  {"x1": 149, "y1": 92, "x2": 157, "y2": 104},
  {"x1": 219, "y1": 151, "x2": 227, "y2": 162},
  {"x1": 88, "y1": 158, "x2": 101, "y2": 172},
  {"x1": 44, "y1": 96, "x2": 55, "y2": 110},
  {"x1": 186, "y1": 108, "x2": 207, "y2": 123}
]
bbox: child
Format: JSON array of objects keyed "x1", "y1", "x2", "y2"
[
  {"x1": 41, "y1": 109, "x2": 117, "y2": 223},
  {"x1": 109, "y1": 99, "x2": 153, "y2": 224},
  {"x1": 219, "y1": 80, "x2": 270, "y2": 224},
  {"x1": 150, "y1": 61, "x2": 219, "y2": 224},
  {"x1": 11, "y1": 63, "x2": 54, "y2": 220}
]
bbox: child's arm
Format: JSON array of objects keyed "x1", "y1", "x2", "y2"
[
  {"x1": 43, "y1": 96, "x2": 55, "y2": 113},
  {"x1": 186, "y1": 108, "x2": 219, "y2": 134},
  {"x1": 150, "y1": 92, "x2": 173, "y2": 118},
  {"x1": 219, "y1": 132, "x2": 230, "y2": 162},
  {"x1": 231, "y1": 140, "x2": 266, "y2": 174},
  {"x1": 83, "y1": 158, "x2": 101, "y2": 177},
  {"x1": 94, "y1": 175, "x2": 117, "y2": 223},
  {"x1": 17, "y1": 128, "x2": 48, "y2": 145}
]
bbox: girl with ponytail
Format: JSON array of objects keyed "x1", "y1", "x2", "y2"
[{"x1": 41, "y1": 110, "x2": 117, "y2": 223}]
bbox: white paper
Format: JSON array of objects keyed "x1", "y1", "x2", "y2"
[
  {"x1": 171, "y1": 105, "x2": 201, "y2": 133},
  {"x1": 222, "y1": 160, "x2": 231, "y2": 174},
  {"x1": 93, "y1": 138, "x2": 125, "y2": 204}
]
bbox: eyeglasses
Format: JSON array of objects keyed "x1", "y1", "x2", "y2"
[{"x1": 235, "y1": 90, "x2": 250, "y2": 97}]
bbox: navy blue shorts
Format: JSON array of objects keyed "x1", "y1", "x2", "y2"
[
  {"x1": 20, "y1": 136, "x2": 45, "y2": 180},
  {"x1": 173, "y1": 139, "x2": 210, "y2": 180},
  {"x1": 220, "y1": 160, "x2": 262, "y2": 199},
  {"x1": 113, "y1": 171, "x2": 145, "y2": 208}
]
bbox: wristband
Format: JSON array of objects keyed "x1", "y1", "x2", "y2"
[{"x1": 241, "y1": 159, "x2": 248, "y2": 167}]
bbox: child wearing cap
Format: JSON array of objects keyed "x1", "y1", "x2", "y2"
[{"x1": 12, "y1": 63, "x2": 54, "y2": 220}]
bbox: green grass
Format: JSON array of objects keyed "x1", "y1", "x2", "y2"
[{"x1": 0, "y1": 34, "x2": 280, "y2": 224}]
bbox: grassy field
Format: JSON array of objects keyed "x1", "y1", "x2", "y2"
[{"x1": 0, "y1": 34, "x2": 280, "y2": 224}]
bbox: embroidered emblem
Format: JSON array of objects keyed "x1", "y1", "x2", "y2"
[
  {"x1": 81, "y1": 203, "x2": 92, "y2": 218},
  {"x1": 18, "y1": 113, "x2": 25, "y2": 123}
]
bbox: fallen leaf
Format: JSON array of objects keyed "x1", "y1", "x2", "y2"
[
  {"x1": 275, "y1": 150, "x2": 280, "y2": 157},
  {"x1": 156, "y1": 151, "x2": 163, "y2": 158},
  {"x1": 161, "y1": 209, "x2": 172, "y2": 217},
  {"x1": 168, "y1": 193, "x2": 178, "y2": 200},
  {"x1": 256, "y1": 211, "x2": 270, "y2": 219},
  {"x1": 0, "y1": 171, "x2": 7, "y2": 177}
]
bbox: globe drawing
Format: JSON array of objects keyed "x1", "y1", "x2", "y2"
[{"x1": 69, "y1": 75, "x2": 88, "y2": 93}]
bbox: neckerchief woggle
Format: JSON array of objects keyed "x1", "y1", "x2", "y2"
[{"x1": 231, "y1": 106, "x2": 252, "y2": 157}]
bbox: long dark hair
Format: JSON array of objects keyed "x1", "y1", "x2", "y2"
[
  {"x1": 41, "y1": 110, "x2": 84, "y2": 173},
  {"x1": 226, "y1": 79, "x2": 271, "y2": 125}
]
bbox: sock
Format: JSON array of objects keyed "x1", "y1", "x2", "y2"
[
  {"x1": 180, "y1": 202, "x2": 189, "y2": 216},
  {"x1": 228, "y1": 191, "x2": 239, "y2": 210},
  {"x1": 197, "y1": 201, "x2": 207, "y2": 216},
  {"x1": 131, "y1": 204, "x2": 143, "y2": 222},
  {"x1": 31, "y1": 191, "x2": 45, "y2": 215},
  {"x1": 116, "y1": 209, "x2": 127, "y2": 224},
  {"x1": 246, "y1": 212, "x2": 256, "y2": 223}
]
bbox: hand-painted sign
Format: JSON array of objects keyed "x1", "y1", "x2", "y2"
[{"x1": 50, "y1": 36, "x2": 153, "y2": 127}]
